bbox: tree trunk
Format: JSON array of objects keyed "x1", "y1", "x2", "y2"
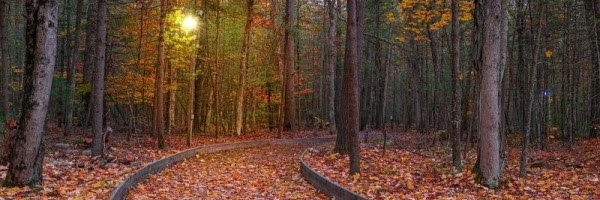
[
  {"x1": 4, "y1": 0, "x2": 57, "y2": 187},
  {"x1": 450, "y1": 0, "x2": 462, "y2": 171},
  {"x1": 65, "y1": 0, "x2": 84, "y2": 136},
  {"x1": 341, "y1": 0, "x2": 360, "y2": 175},
  {"x1": 236, "y1": 0, "x2": 254, "y2": 136},
  {"x1": 326, "y1": 0, "x2": 336, "y2": 135},
  {"x1": 0, "y1": 0, "x2": 9, "y2": 124},
  {"x1": 167, "y1": 59, "x2": 175, "y2": 135},
  {"x1": 154, "y1": 0, "x2": 166, "y2": 148},
  {"x1": 476, "y1": 0, "x2": 502, "y2": 188},
  {"x1": 91, "y1": 0, "x2": 107, "y2": 157},
  {"x1": 283, "y1": 0, "x2": 296, "y2": 131},
  {"x1": 519, "y1": 0, "x2": 544, "y2": 177}
]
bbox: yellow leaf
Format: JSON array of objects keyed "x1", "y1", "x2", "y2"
[
  {"x1": 407, "y1": 180, "x2": 415, "y2": 190},
  {"x1": 352, "y1": 173, "x2": 361, "y2": 181}
]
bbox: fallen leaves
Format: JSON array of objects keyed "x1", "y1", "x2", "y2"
[
  {"x1": 0, "y1": 129, "x2": 331, "y2": 199},
  {"x1": 129, "y1": 144, "x2": 327, "y2": 199},
  {"x1": 304, "y1": 135, "x2": 600, "y2": 199}
]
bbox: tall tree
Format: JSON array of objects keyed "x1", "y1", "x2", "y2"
[
  {"x1": 342, "y1": 0, "x2": 361, "y2": 175},
  {"x1": 326, "y1": 0, "x2": 336, "y2": 135},
  {"x1": 519, "y1": 0, "x2": 544, "y2": 177},
  {"x1": 450, "y1": 0, "x2": 462, "y2": 171},
  {"x1": 4, "y1": 0, "x2": 58, "y2": 187},
  {"x1": 91, "y1": 0, "x2": 107, "y2": 156},
  {"x1": 65, "y1": 0, "x2": 84, "y2": 136},
  {"x1": 0, "y1": 0, "x2": 9, "y2": 124},
  {"x1": 155, "y1": 0, "x2": 167, "y2": 149},
  {"x1": 283, "y1": 0, "x2": 296, "y2": 131},
  {"x1": 235, "y1": 0, "x2": 254, "y2": 136},
  {"x1": 476, "y1": 0, "x2": 503, "y2": 188}
]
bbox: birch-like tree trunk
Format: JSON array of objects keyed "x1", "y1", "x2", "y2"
[
  {"x1": 4, "y1": 0, "x2": 57, "y2": 187},
  {"x1": 477, "y1": 0, "x2": 502, "y2": 188}
]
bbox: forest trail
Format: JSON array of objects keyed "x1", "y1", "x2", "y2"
[{"x1": 127, "y1": 144, "x2": 328, "y2": 199}]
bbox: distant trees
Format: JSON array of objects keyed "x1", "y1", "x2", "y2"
[{"x1": 4, "y1": 0, "x2": 58, "y2": 186}]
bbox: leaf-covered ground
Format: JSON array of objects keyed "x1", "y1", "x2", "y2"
[
  {"x1": 128, "y1": 144, "x2": 327, "y2": 199},
  {"x1": 304, "y1": 134, "x2": 600, "y2": 199},
  {"x1": 0, "y1": 124, "x2": 328, "y2": 199}
]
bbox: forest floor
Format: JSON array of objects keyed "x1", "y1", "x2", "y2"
[
  {"x1": 304, "y1": 131, "x2": 600, "y2": 199},
  {"x1": 0, "y1": 123, "x2": 329, "y2": 199},
  {"x1": 128, "y1": 144, "x2": 328, "y2": 199}
]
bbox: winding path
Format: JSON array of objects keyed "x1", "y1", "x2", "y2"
[
  {"x1": 109, "y1": 136, "x2": 336, "y2": 199},
  {"x1": 128, "y1": 144, "x2": 328, "y2": 199}
]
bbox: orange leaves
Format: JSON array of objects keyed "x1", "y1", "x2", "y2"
[
  {"x1": 304, "y1": 135, "x2": 600, "y2": 199},
  {"x1": 129, "y1": 145, "x2": 326, "y2": 199}
]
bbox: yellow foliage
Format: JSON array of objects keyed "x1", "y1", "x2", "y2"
[{"x1": 392, "y1": 0, "x2": 474, "y2": 43}]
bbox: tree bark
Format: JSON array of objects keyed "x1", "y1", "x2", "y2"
[
  {"x1": 476, "y1": 0, "x2": 502, "y2": 188},
  {"x1": 0, "y1": 0, "x2": 9, "y2": 124},
  {"x1": 91, "y1": 0, "x2": 107, "y2": 157},
  {"x1": 450, "y1": 0, "x2": 462, "y2": 171},
  {"x1": 326, "y1": 0, "x2": 336, "y2": 135},
  {"x1": 4, "y1": 0, "x2": 57, "y2": 187},
  {"x1": 236, "y1": 0, "x2": 254, "y2": 136},
  {"x1": 155, "y1": 0, "x2": 166, "y2": 148},
  {"x1": 341, "y1": 0, "x2": 360, "y2": 175},
  {"x1": 283, "y1": 0, "x2": 296, "y2": 131}
]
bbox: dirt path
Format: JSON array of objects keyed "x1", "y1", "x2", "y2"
[{"x1": 127, "y1": 144, "x2": 328, "y2": 199}]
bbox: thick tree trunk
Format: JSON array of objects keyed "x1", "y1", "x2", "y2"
[
  {"x1": 65, "y1": 0, "x2": 84, "y2": 136},
  {"x1": 155, "y1": 0, "x2": 166, "y2": 148},
  {"x1": 4, "y1": 0, "x2": 57, "y2": 187},
  {"x1": 283, "y1": 0, "x2": 296, "y2": 131},
  {"x1": 476, "y1": 0, "x2": 502, "y2": 188},
  {"x1": 450, "y1": 0, "x2": 462, "y2": 171},
  {"x1": 0, "y1": 0, "x2": 9, "y2": 124},
  {"x1": 91, "y1": 0, "x2": 107, "y2": 157},
  {"x1": 340, "y1": 0, "x2": 361, "y2": 175},
  {"x1": 236, "y1": 0, "x2": 254, "y2": 136}
]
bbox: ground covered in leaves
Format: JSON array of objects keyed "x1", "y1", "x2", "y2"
[
  {"x1": 0, "y1": 124, "x2": 328, "y2": 199},
  {"x1": 304, "y1": 134, "x2": 599, "y2": 199},
  {"x1": 129, "y1": 144, "x2": 327, "y2": 199}
]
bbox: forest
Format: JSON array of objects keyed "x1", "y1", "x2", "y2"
[{"x1": 0, "y1": 0, "x2": 598, "y2": 199}]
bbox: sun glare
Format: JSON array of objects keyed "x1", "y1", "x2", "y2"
[{"x1": 182, "y1": 15, "x2": 198, "y2": 32}]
